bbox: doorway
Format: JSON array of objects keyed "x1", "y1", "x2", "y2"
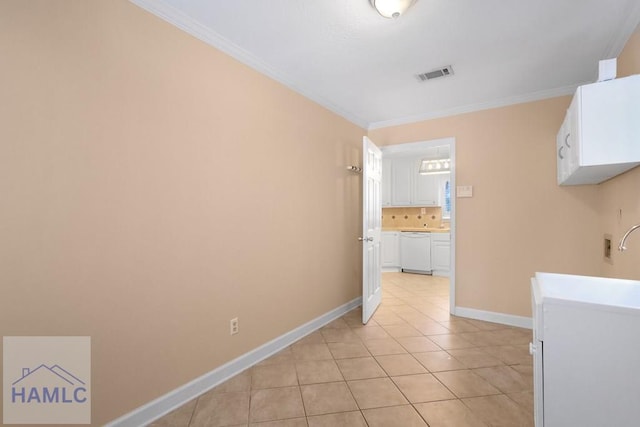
[{"x1": 380, "y1": 137, "x2": 456, "y2": 314}]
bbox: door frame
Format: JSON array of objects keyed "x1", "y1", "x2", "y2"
[{"x1": 380, "y1": 137, "x2": 457, "y2": 314}]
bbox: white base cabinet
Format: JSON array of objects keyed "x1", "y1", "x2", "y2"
[
  {"x1": 430, "y1": 233, "x2": 450, "y2": 276},
  {"x1": 531, "y1": 272, "x2": 640, "y2": 427},
  {"x1": 382, "y1": 231, "x2": 450, "y2": 275},
  {"x1": 381, "y1": 232, "x2": 400, "y2": 268}
]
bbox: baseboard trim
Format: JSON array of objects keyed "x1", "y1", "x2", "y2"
[
  {"x1": 455, "y1": 306, "x2": 532, "y2": 329},
  {"x1": 105, "y1": 297, "x2": 362, "y2": 427},
  {"x1": 432, "y1": 270, "x2": 450, "y2": 277}
]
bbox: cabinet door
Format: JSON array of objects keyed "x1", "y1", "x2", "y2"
[
  {"x1": 391, "y1": 158, "x2": 412, "y2": 206},
  {"x1": 556, "y1": 116, "x2": 569, "y2": 184},
  {"x1": 381, "y1": 232, "x2": 400, "y2": 267},
  {"x1": 557, "y1": 97, "x2": 581, "y2": 185},
  {"x1": 580, "y1": 75, "x2": 640, "y2": 166},
  {"x1": 431, "y1": 240, "x2": 450, "y2": 272},
  {"x1": 565, "y1": 96, "x2": 580, "y2": 178},
  {"x1": 413, "y1": 161, "x2": 439, "y2": 206},
  {"x1": 382, "y1": 158, "x2": 392, "y2": 206}
]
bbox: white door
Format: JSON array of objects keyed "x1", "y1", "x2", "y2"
[{"x1": 362, "y1": 136, "x2": 382, "y2": 324}]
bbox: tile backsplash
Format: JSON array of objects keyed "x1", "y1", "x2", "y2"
[{"x1": 382, "y1": 206, "x2": 445, "y2": 229}]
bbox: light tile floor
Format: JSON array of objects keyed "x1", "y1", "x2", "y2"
[{"x1": 150, "y1": 273, "x2": 534, "y2": 427}]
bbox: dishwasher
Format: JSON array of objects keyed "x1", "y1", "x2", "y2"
[{"x1": 400, "y1": 232, "x2": 431, "y2": 273}]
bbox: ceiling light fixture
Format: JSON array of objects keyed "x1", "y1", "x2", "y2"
[
  {"x1": 369, "y1": 0, "x2": 417, "y2": 19},
  {"x1": 419, "y1": 158, "x2": 451, "y2": 175}
]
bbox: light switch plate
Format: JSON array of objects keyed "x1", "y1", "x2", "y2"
[{"x1": 457, "y1": 185, "x2": 473, "y2": 198}]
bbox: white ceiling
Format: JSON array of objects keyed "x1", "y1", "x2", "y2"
[{"x1": 131, "y1": 0, "x2": 640, "y2": 129}]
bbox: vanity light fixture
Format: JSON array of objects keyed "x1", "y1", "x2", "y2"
[
  {"x1": 370, "y1": 0, "x2": 417, "y2": 19},
  {"x1": 419, "y1": 158, "x2": 451, "y2": 175}
]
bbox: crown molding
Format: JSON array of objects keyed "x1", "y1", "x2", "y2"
[
  {"x1": 367, "y1": 84, "x2": 580, "y2": 130},
  {"x1": 128, "y1": 0, "x2": 369, "y2": 129},
  {"x1": 128, "y1": 0, "x2": 639, "y2": 132},
  {"x1": 602, "y1": 1, "x2": 640, "y2": 60}
]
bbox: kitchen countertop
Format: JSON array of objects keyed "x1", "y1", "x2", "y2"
[{"x1": 382, "y1": 227, "x2": 450, "y2": 233}]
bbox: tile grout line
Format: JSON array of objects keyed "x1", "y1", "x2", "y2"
[
  {"x1": 327, "y1": 325, "x2": 367, "y2": 426},
  {"x1": 184, "y1": 395, "x2": 198, "y2": 427},
  {"x1": 156, "y1": 273, "x2": 532, "y2": 426}
]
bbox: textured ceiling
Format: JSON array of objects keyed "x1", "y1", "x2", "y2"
[{"x1": 131, "y1": 0, "x2": 640, "y2": 129}]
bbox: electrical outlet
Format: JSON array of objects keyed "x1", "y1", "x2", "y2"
[
  {"x1": 604, "y1": 234, "x2": 613, "y2": 264},
  {"x1": 230, "y1": 318, "x2": 239, "y2": 335}
]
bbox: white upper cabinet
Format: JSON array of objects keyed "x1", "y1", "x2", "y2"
[
  {"x1": 385, "y1": 157, "x2": 442, "y2": 207},
  {"x1": 390, "y1": 157, "x2": 413, "y2": 206},
  {"x1": 382, "y1": 158, "x2": 392, "y2": 206},
  {"x1": 414, "y1": 160, "x2": 439, "y2": 206},
  {"x1": 557, "y1": 74, "x2": 640, "y2": 185}
]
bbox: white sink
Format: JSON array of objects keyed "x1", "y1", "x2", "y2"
[{"x1": 535, "y1": 272, "x2": 640, "y2": 310}]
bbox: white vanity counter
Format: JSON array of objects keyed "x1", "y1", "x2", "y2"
[{"x1": 531, "y1": 272, "x2": 640, "y2": 427}]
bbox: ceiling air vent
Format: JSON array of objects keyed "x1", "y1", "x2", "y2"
[{"x1": 416, "y1": 66, "x2": 454, "y2": 82}]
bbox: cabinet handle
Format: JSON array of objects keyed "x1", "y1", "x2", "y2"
[
  {"x1": 358, "y1": 237, "x2": 373, "y2": 242},
  {"x1": 558, "y1": 146, "x2": 564, "y2": 160},
  {"x1": 564, "y1": 133, "x2": 571, "y2": 148},
  {"x1": 529, "y1": 342, "x2": 536, "y2": 355}
]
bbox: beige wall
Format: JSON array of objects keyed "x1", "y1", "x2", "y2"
[
  {"x1": 599, "y1": 26, "x2": 640, "y2": 279},
  {"x1": 370, "y1": 100, "x2": 603, "y2": 317},
  {"x1": 0, "y1": 1, "x2": 363, "y2": 424},
  {"x1": 370, "y1": 26, "x2": 640, "y2": 318}
]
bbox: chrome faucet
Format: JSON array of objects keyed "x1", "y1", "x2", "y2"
[{"x1": 618, "y1": 224, "x2": 640, "y2": 252}]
